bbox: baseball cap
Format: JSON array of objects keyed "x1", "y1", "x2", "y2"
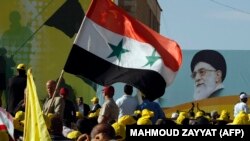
[
  {"x1": 118, "y1": 115, "x2": 137, "y2": 126},
  {"x1": 141, "y1": 109, "x2": 154, "y2": 119},
  {"x1": 137, "y1": 117, "x2": 152, "y2": 125},
  {"x1": 171, "y1": 112, "x2": 179, "y2": 119},
  {"x1": 76, "y1": 112, "x2": 83, "y2": 119},
  {"x1": 102, "y1": 86, "x2": 114, "y2": 95},
  {"x1": 15, "y1": 111, "x2": 25, "y2": 120},
  {"x1": 195, "y1": 111, "x2": 204, "y2": 119},
  {"x1": 112, "y1": 122, "x2": 126, "y2": 141},
  {"x1": 59, "y1": 87, "x2": 69, "y2": 96},
  {"x1": 91, "y1": 96, "x2": 99, "y2": 102},
  {"x1": 217, "y1": 110, "x2": 230, "y2": 121},
  {"x1": 240, "y1": 92, "x2": 248, "y2": 99},
  {"x1": 17, "y1": 63, "x2": 26, "y2": 70},
  {"x1": 67, "y1": 131, "x2": 82, "y2": 139}
]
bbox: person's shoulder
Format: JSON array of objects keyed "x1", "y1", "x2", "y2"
[
  {"x1": 55, "y1": 96, "x2": 64, "y2": 102},
  {"x1": 148, "y1": 101, "x2": 161, "y2": 109},
  {"x1": 9, "y1": 75, "x2": 17, "y2": 80},
  {"x1": 234, "y1": 102, "x2": 242, "y2": 107},
  {"x1": 106, "y1": 99, "x2": 116, "y2": 105},
  {"x1": 240, "y1": 102, "x2": 248, "y2": 106},
  {"x1": 153, "y1": 101, "x2": 161, "y2": 106},
  {"x1": 65, "y1": 99, "x2": 74, "y2": 104},
  {"x1": 17, "y1": 74, "x2": 27, "y2": 78},
  {"x1": 84, "y1": 103, "x2": 90, "y2": 107},
  {"x1": 131, "y1": 95, "x2": 138, "y2": 100},
  {"x1": 55, "y1": 96, "x2": 63, "y2": 99},
  {"x1": 115, "y1": 97, "x2": 122, "y2": 103}
]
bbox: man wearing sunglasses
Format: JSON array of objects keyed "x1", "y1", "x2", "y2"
[{"x1": 190, "y1": 50, "x2": 227, "y2": 100}]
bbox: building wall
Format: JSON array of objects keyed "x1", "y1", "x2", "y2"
[{"x1": 118, "y1": 0, "x2": 161, "y2": 32}]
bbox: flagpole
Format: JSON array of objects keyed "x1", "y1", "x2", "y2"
[
  {"x1": 45, "y1": 69, "x2": 64, "y2": 115},
  {"x1": 137, "y1": 90, "x2": 143, "y2": 105},
  {"x1": 44, "y1": 2, "x2": 89, "y2": 115}
]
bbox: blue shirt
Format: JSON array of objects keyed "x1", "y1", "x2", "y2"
[{"x1": 137, "y1": 99, "x2": 166, "y2": 124}]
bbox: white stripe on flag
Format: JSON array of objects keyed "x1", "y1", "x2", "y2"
[{"x1": 74, "y1": 18, "x2": 177, "y2": 85}]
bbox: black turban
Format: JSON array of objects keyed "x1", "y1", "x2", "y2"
[{"x1": 191, "y1": 50, "x2": 227, "y2": 81}]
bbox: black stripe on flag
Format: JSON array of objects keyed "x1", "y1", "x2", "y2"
[
  {"x1": 64, "y1": 45, "x2": 166, "y2": 101},
  {"x1": 45, "y1": 0, "x2": 84, "y2": 38}
]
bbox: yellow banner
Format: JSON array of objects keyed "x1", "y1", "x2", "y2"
[
  {"x1": 0, "y1": 0, "x2": 95, "y2": 107},
  {"x1": 24, "y1": 68, "x2": 51, "y2": 141}
]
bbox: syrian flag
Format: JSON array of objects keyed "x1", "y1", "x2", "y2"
[{"x1": 64, "y1": 0, "x2": 182, "y2": 101}]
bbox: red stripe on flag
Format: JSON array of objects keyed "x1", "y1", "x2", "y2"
[
  {"x1": 86, "y1": 0, "x2": 182, "y2": 71},
  {"x1": 0, "y1": 124, "x2": 7, "y2": 131}
]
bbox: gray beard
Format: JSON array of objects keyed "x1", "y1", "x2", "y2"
[{"x1": 194, "y1": 85, "x2": 215, "y2": 100}]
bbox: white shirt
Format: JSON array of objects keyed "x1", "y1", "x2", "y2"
[
  {"x1": 234, "y1": 101, "x2": 249, "y2": 117},
  {"x1": 78, "y1": 104, "x2": 84, "y2": 116},
  {"x1": 116, "y1": 94, "x2": 139, "y2": 118}
]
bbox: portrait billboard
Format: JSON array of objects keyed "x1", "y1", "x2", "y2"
[{"x1": 160, "y1": 49, "x2": 250, "y2": 116}]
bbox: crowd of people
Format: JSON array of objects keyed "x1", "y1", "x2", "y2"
[{"x1": 0, "y1": 63, "x2": 250, "y2": 141}]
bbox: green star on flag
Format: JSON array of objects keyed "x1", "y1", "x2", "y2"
[
  {"x1": 143, "y1": 49, "x2": 161, "y2": 67},
  {"x1": 107, "y1": 39, "x2": 129, "y2": 61}
]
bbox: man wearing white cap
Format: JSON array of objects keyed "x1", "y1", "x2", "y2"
[{"x1": 233, "y1": 92, "x2": 249, "y2": 117}]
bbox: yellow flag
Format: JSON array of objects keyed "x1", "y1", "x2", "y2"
[{"x1": 23, "y1": 69, "x2": 51, "y2": 141}]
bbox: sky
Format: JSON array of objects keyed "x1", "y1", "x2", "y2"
[{"x1": 158, "y1": 0, "x2": 250, "y2": 50}]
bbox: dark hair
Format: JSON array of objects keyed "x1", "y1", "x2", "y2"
[
  {"x1": 90, "y1": 123, "x2": 116, "y2": 140},
  {"x1": 181, "y1": 118, "x2": 190, "y2": 125},
  {"x1": 124, "y1": 84, "x2": 133, "y2": 95},
  {"x1": 240, "y1": 92, "x2": 247, "y2": 95},
  {"x1": 18, "y1": 69, "x2": 26, "y2": 75},
  {"x1": 195, "y1": 116, "x2": 210, "y2": 125},
  {"x1": 79, "y1": 97, "x2": 83, "y2": 101},
  {"x1": 103, "y1": 86, "x2": 115, "y2": 97},
  {"x1": 76, "y1": 118, "x2": 93, "y2": 135},
  {"x1": 50, "y1": 115, "x2": 63, "y2": 134}
]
